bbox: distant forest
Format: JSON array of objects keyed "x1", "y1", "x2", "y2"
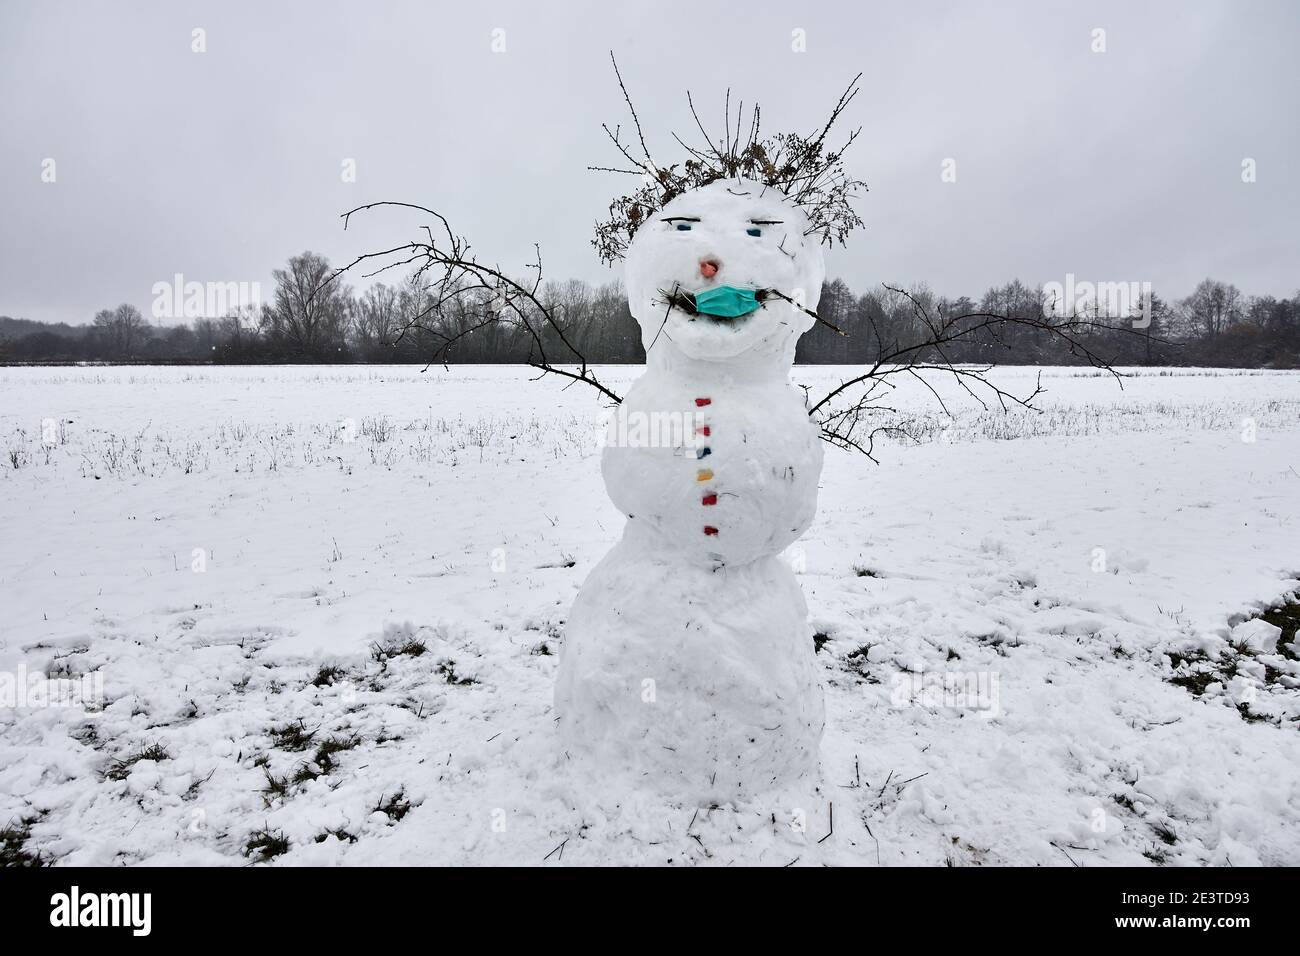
[{"x1": 3, "y1": 251, "x2": 1298, "y2": 368}]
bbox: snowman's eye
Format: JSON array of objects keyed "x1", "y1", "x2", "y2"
[
  {"x1": 676, "y1": 223, "x2": 693, "y2": 231},
  {"x1": 663, "y1": 217, "x2": 699, "y2": 232},
  {"x1": 746, "y1": 227, "x2": 762, "y2": 237}
]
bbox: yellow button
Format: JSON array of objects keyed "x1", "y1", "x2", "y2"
[{"x1": 696, "y1": 469, "x2": 713, "y2": 482}]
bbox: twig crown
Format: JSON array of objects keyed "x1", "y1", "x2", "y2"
[{"x1": 591, "y1": 54, "x2": 867, "y2": 264}]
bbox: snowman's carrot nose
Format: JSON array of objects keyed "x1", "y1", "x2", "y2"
[{"x1": 699, "y1": 259, "x2": 720, "y2": 279}]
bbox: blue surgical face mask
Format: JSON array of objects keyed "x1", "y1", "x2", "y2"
[{"x1": 692, "y1": 286, "x2": 760, "y2": 318}]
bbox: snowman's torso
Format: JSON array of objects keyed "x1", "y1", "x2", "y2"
[
  {"x1": 556, "y1": 369, "x2": 827, "y2": 802},
  {"x1": 604, "y1": 373, "x2": 824, "y2": 566}
]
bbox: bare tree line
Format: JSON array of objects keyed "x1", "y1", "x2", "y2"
[
  {"x1": 796, "y1": 277, "x2": 1300, "y2": 369},
  {"x1": 3, "y1": 253, "x2": 1294, "y2": 369}
]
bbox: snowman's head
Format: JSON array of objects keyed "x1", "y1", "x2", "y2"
[{"x1": 624, "y1": 179, "x2": 826, "y2": 365}]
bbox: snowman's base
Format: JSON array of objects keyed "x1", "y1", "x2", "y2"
[{"x1": 555, "y1": 531, "x2": 824, "y2": 804}]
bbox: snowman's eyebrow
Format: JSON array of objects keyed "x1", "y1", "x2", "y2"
[
  {"x1": 749, "y1": 218, "x2": 784, "y2": 225},
  {"x1": 661, "y1": 216, "x2": 700, "y2": 222}
]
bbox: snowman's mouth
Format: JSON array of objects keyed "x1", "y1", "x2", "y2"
[
  {"x1": 663, "y1": 286, "x2": 826, "y2": 335},
  {"x1": 660, "y1": 288, "x2": 761, "y2": 324}
]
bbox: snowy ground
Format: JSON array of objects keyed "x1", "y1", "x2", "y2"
[{"x1": 1, "y1": 364, "x2": 1298, "y2": 867}]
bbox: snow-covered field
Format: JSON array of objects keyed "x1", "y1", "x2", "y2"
[{"x1": 1, "y1": 364, "x2": 1298, "y2": 866}]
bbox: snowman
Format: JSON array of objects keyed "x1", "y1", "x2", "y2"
[{"x1": 555, "y1": 178, "x2": 827, "y2": 803}]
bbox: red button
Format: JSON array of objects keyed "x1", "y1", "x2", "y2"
[
  {"x1": 703, "y1": 526, "x2": 719, "y2": 536},
  {"x1": 695, "y1": 398, "x2": 711, "y2": 407},
  {"x1": 699, "y1": 426, "x2": 711, "y2": 436},
  {"x1": 702, "y1": 494, "x2": 717, "y2": 506}
]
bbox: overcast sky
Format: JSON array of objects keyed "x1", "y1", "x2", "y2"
[{"x1": 1, "y1": 0, "x2": 1296, "y2": 325}]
